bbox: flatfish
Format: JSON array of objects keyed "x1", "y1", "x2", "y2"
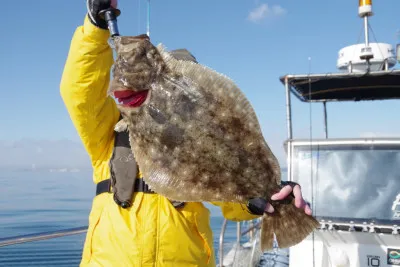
[{"x1": 108, "y1": 34, "x2": 319, "y2": 250}]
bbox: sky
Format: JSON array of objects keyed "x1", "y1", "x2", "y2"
[{"x1": 1, "y1": 0, "x2": 400, "y2": 165}]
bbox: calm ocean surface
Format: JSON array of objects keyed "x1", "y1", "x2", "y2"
[{"x1": 0, "y1": 170, "x2": 246, "y2": 266}]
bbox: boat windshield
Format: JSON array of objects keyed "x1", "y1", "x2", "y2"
[{"x1": 289, "y1": 139, "x2": 400, "y2": 224}]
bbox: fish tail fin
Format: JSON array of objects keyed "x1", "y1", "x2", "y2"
[{"x1": 260, "y1": 202, "x2": 320, "y2": 251}]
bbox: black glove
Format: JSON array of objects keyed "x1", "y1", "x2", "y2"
[
  {"x1": 246, "y1": 181, "x2": 299, "y2": 215},
  {"x1": 87, "y1": 0, "x2": 113, "y2": 29},
  {"x1": 247, "y1": 197, "x2": 268, "y2": 215}
]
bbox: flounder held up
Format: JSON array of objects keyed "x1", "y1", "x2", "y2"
[{"x1": 108, "y1": 34, "x2": 319, "y2": 251}]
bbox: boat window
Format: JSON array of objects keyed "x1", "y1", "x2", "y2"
[{"x1": 290, "y1": 141, "x2": 400, "y2": 223}]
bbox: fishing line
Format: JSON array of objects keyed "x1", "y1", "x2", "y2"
[
  {"x1": 138, "y1": 0, "x2": 141, "y2": 34},
  {"x1": 146, "y1": 0, "x2": 150, "y2": 37},
  {"x1": 307, "y1": 56, "x2": 316, "y2": 267}
]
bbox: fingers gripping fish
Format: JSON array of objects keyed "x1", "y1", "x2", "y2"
[{"x1": 108, "y1": 34, "x2": 319, "y2": 251}]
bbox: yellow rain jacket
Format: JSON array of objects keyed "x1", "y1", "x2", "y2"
[{"x1": 60, "y1": 15, "x2": 260, "y2": 267}]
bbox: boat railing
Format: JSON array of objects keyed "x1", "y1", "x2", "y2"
[
  {"x1": 0, "y1": 226, "x2": 88, "y2": 248},
  {"x1": 1, "y1": 219, "x2": 263, "y2": 266},
  {"x1": 218, "y1": 218, "x2": 262, "y2": 267}
]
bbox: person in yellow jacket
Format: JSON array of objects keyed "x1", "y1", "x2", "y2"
[{"x1": 60, "y1": 0, "x2": 312, "y2": 266}]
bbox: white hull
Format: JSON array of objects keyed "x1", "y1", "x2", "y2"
[{"x1": 289, "y1": 230, "x2": 400, "y2": 267}]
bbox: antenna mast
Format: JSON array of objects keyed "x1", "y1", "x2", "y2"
[
  {"x1": 337, "y1": 0, "x2": 396, "y2": 72},
  {"x1": 358, "y1": 0, "x2": 374, "y2": 63}
]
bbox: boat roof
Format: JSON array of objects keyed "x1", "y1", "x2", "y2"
[{"x1": 279, "y1": 69, "x2": 400, "y2": 102}]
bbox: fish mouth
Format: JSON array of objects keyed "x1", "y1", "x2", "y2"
[{"x1": 114, "y1": 90, "x2": 149, "y2": 107}]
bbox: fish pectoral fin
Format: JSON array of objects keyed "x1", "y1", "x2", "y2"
[
  {"x1": 260, "y1": 202, "x2": 319, "y2": 251},
  {"x1": 114, "y1": 120, "x2": 129, "y2": 132}
]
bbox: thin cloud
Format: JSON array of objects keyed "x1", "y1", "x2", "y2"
[
  {"x1": 271, "y1": 5, "x2": 287, "y2": 16},
  {"x1": 248, "y1": 3, "x2": 287, "y2": 23}
]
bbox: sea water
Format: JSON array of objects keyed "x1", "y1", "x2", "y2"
[{"x1": 0, "y1": 170, "x2": 240, "y2": 266}]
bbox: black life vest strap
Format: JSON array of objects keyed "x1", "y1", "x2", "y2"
[
  {"x1": 96, "y1": 178, "x2": 155, "y2": 196},
  {"x1": 96, "y1": 178, "x2": 185, "y2": 209}
]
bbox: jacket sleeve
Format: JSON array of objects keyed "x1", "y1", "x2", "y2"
[
  {"x1": 60, "y1": 15, "x2": 120, "y2": 179},
  {"x1": 210, "y1": 201, "x2": 261, "y2": 221}
]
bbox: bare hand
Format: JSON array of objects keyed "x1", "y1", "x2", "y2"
[{"x1": 264, "y1": 184, "x2": 312, "y2": 215}]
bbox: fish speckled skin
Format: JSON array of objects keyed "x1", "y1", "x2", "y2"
[{"x1": 108, "y1": 34, "x2": 319, "y2": 250}]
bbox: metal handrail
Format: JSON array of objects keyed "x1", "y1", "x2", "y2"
[
  {"x1": 219, "y1": 219, "x2": 228, "y2": 267},
  {"x1": 240, "y1": 220, "x2": 262, "y2": 236},
  {"x1": 218, "y1": 218, "x2": 262, "y2": 266},
  {"x1": 0, "y1": 226, "x2": 88, "y2": 247},
  {"x1": 2, "y1": 218, "x2": 264, "y2": 266}
]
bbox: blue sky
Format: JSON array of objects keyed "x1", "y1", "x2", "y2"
[{"x1": 1, "y1": 0, "x2": 400, "y2": 164}]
